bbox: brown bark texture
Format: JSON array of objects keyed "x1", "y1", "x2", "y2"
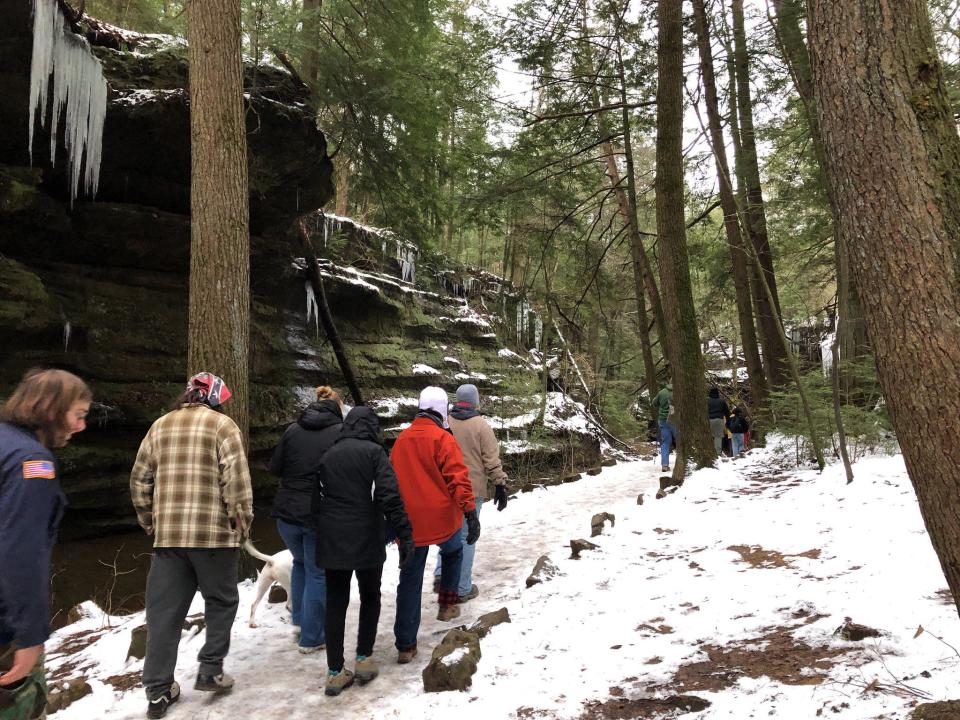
[
  {"x1": 187, "y1": 0, "x2": 251, "y2": 443},
  {"x1": 808, "y1": 0, "x2": 960, "y2": 616},
  {"x1": 301, "y1": 0, "x2": 322, "y2": 87},
  {"x1": 691, "y1": 0, "x2": 767, "y2": 409},
  {"x1": 656, "y1": 0, "x2": 714, "y2": 470},
  {"x1": 731, "y1": 0, "x2": 789, "y2": 387}
]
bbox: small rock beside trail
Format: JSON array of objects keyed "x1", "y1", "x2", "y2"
[
  {"x1": 912, "y1": 700, "x2": 960, "y2": 720},
  {"x1": 570, "y1": 538, "x2": 599, "y2": 559},
  {"x1": 834, "y1": 619, "x2": 882, "y2": 641},
  {"x1": 591, "y1": 512, "x2": 616, "y2": 537},
  {"x1": 422, "y1": 628, "x2": 482, "y2": 693},
  {"x1": 469, "y1": 608, "x2": 511, "y2": 639},
  {"x1": 526, "y1": 555, "x2": 560, "y2": 587},
  {"x1": 46, "y1": 677, "x2": 92, "y2": 713}
]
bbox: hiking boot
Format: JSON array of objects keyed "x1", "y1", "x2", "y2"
[
  {"x1": 437, "y1": 604, "x2": 461, "y2": 621},
  {"x1": 397, "y1": 646, "x2": 418, "y2": 664},
  {"x1": 146, "y1": 682, "x2": 180, "y2": 719},
  {"x1": 297, "y1": 644, "x2": 325, "y2": 655},
  {"x1": 354, "y1": 655, "x2": 379, "y2": 684},
  {"x1": 458, "y1": 585, "x2": 479, "y2": 603},
  {"x1": 325, "y1": 668, "x2": 354, "y2": 696},
  {"x1": 194, "y1": 672, "x2": 234, "y2": 693},
  {"x1": 661, "y1": 465, "x2": 670, "y2": 472}
]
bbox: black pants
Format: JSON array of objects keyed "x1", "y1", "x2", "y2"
[
  {"x1": 142, "y1": 548, "x2": 239, "y2": 700},
  {"x1": 324, "y1": 566, "x2": 383, "y2": 672}
]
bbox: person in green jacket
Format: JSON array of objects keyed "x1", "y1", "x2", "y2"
[{"x1": 652, "y1": 383, "x2": 675, "y2": 472}]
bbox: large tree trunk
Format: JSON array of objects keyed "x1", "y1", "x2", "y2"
[
  {"x1": 808, "y1": 0, "x2": 960, "y2": 617},
  {"x1": 187, "y1": 0, "x2": 250, "y2": 442},
  {"x1": 656, "y1": 0, "x2": 714, "y2": 471},
  {"x1": 691, "y1": 0, "x2": 767, "y2": 410},
  {"x1": 731, "y1": 0, "x2": 790, "y2": 387},
  {"x1": 770, "y1": 0, "x2": 871, "y2": 395}
]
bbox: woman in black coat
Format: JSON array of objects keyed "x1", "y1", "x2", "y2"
[
  {"x1": 269, "y1": 386, "x2": 343, "y2": 653},
  {"x1": 314, "y1": 406, "x2": 414, "y2": 696}
]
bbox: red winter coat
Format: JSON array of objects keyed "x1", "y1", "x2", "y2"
[{"x1": 390, "y1": 416, "x2": 475, "y2": 546}]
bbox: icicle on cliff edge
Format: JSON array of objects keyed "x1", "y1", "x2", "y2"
[{"x1": 28, "y1": 0, "x2": 108, "y2": 206}]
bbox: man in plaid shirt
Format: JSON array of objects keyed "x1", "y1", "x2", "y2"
[{"x1": 129, "y1": 372, "x2": 253, "y2": 719}]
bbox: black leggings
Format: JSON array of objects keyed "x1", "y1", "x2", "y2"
[{"x1": 324, "y1": 565, "x2": 383, "y2": 672}]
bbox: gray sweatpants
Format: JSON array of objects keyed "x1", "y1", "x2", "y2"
[
  {"x1": 709, "y1": 418, "x2": 726, "y2": 454},
  {"x1": 142, "y1": 548, "x2": 239, "y2": 700}
]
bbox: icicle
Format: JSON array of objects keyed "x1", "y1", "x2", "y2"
[
  {"x1": 63, "y1": 320, "x2": 71, "y2": 352},
  {"x1": 305, "y1": 280, "x2": 319, "y2": 338},
  {"x1": 381, "y1": 238, "x2": 387, "y2": 256},
  {"x1": 323, "y1": 217, "x2": 328, "y2": 247},
  {"x1": 534, "y1": 314, "x2": 543, "y2": 349},
  {"x1": 29, "y1": 0, "x2": 108, "y2": 206}
]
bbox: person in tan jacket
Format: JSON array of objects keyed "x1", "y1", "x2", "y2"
[{"x1": 434, "y1": 384, "x2": 508, "y2": 603}]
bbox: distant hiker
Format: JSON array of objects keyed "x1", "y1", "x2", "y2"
[
  {"x1": 652, "y1": 381, "x2": 675, "y2": 472},
  {"x1": 727, "y1": 407, "x2": 750, "y2": 457},
  {"x1": 313, "y1": 407, "x2": 414, "y2": 696},
  {"x1": 0, "y1": 369, "x2": 90, "y2": 720},
  {"x1": 269, "y1": 385, "x2": 343, "y2": 655},
  {"x1": 390, "y1": 386, "x2": 478, "y2": 664},
  {"x1": 707, "y1": 388, "x2": 730, "y2": 456},
  {"x1": 130, "y1": 372, "x2": 253, "y2": 719},
  {"x1": 434, "y1": 384, "x2": 509, "y2": 603}
]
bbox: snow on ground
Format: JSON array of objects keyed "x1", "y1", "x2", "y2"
[{"x1": 47, "y1": 444, "x2": 960, "y2": 719}]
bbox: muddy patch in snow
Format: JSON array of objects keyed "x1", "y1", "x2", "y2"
[
  {"x1": 577, "y1": 693, "x2": 710, "y2": 718},
  {"x1": 727, "y1": 544, "x2": 821, "y2": 569}
]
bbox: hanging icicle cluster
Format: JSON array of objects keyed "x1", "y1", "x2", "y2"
[
  {"x1": 28, "y1": 0, "x2": 108, "y2": 206},
  {"x1": 395, "y1": 240, "x2": 416, "y2": 283}
]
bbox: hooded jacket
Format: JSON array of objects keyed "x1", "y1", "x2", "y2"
[
  {"x1": 312, "y1": 407, "x2": 412, "y2": 570},
  {"x1": 449, "y1": 403, "x2": 507, "y2": 500},
  {"x1": 269, "y1": 400, "x2": 342, "y2": 527},
  {"x1": 391, "y1": 415, "x2": 475, "y2": 546},
  {"x1": 707, "y1": 388, "x2": 730, "y2": 420}
]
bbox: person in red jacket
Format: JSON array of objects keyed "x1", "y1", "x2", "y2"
[{"x1": 390, "y1": 386, "x2": 479, "y2": 663}]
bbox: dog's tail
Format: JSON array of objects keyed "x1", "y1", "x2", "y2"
[{"x1": 242, "y1": 539, "x2": 274, "y2": 564}]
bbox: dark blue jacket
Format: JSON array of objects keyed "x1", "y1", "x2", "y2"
[{"x1": 0, "y1": 423, "x2": 65, "y2": 647}]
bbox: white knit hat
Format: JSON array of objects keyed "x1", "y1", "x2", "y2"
[{"x1": 418, "y1": 386, "x2": 449, "y2": 427}]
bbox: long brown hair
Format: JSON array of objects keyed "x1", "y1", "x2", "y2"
[{"x1": 0, "y1": 368, "x2": 92, "y2": 448}]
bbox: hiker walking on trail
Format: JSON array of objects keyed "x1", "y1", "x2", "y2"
[
  {"x1": 0, "y1": 369, "x2": 90, "y2": 720},
  {"x1": 434, "y1": 384, "x2": 509, "y2": 604},
  {"x1": 727, "y1": 407, "x2": 750, "y2": 458},
  {"x1": 313, "y1": 406, "x2": 414, "y2": 697},
  {"x1": 652, "y1": 381, "x2": 675, "y2": 472},
  {"x1": 130, "y1": 372, "x2": 253, "y2": 719},
  {"x1": 390, "y1": 386, "x2": 479, "y2": 664},
  {"x1": 269, "y1": 385, "x2": 343, "y2": 655},
  {"x1": 707, "y1": 388, "x2": 730, "y2": 456}
]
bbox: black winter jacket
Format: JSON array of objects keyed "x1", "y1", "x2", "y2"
[
  {"x1": 727, "y1": 413, "x2": 750, "y2": 434},
  {"x1": 313, "y1": 407, "x2": 413, "y2": 570},
  {"x1": 707, "y1": 390, "x2": 730, "y2": 420},
  {"x1": 269, "y1": 400, "x2": 342, "y2": 526}
]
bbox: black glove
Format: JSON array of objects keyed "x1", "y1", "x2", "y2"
[
  {"x1": 398, "y1": 537, "x2": 416, "y2": 569},
  {"x1": 464, "y1": 509, "x2": 481, "y2": 545},
  {"x1": 494, "y1": 484, "x2": 509, "y2": 511}
]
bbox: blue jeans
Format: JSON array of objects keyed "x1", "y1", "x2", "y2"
[
  {"x1": 276, "y1": 519, "x2": 326, "y2": 648},
  {"x1": 435, "y1": 498, "x2": 483, "y2": 595},
  {"x1": 658, "y1": 420, "x2": 676, "y2": 467},
  {"x1": 394, "y1": 530, "x2": 463, "y2": 650},
  {"x1": 732, "y1": 433, "x2": 745, "y2": 457}
]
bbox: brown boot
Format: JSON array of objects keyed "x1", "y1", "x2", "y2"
[
  {"x1": 325, "y1": 668, "x2": 354, "y2": 696},
  {"x1": 437, "y1": 604, "x2": 461, "y2": 621},
  {"x1": 397, "y1": 646, "x2": 418, "y2": 664}
]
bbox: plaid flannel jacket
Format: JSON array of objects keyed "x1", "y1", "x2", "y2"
[{"x1": 129, "y1": 404, "x2": 254, "y2": 548}]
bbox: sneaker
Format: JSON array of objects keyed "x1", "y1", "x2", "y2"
[
  {"x1": 437, "y1": 604, "x2": 461, "y2": 621},
  {"x1": 297, "y1": 644, "x2": 325, "y2": 655},
  {"x1": 325, "y1": 667, "x2": 354, "y2": 696},
  {"x1": 397, "y1": 646, "x2": 418, "y2": 664},
  {"x1": 457, "y1": 585, "x2": 479, "y2": 603},
  {"x1": 146, "y1": 682, "x2": 180, "y2": 719},
  {"x1": 194, "y1": 672, "x2": 234, "y2": 693},
  {"x1": 354, "y1": 655, "x2": 379, "y2": 684}
]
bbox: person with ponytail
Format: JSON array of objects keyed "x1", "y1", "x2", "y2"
[
  {"x1": 0, "y1": 368, "x2": 91, "y2": 720},
  {"x1": 268, "y1": 386, "x2": 344, "y2": 654}
]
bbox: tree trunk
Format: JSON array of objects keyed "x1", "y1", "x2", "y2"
[
  {"x1": 691, "y1": 0, "x2": 767, "y2": 410},
  {"x1": 333, "y1": 153, "x2": 350, "y2": 216},
  {"x1": 769, "y1": 0, "x2": 871, "y2": 395},
  {"x1": 731, "y1": 0, "x2": 790, "y2": 387},
  {"x1": 301, "y1": 0, "x2": 321, "y2": 87},
  {"x1": 808, "y1": 0, "x2": 960, "y2": 617},
  {"x1": 656, "y1": 0, "x2": 714, "y2": 471},
  {"x1": 187, "y1": 0, "x2": 250, "y2": 443}
]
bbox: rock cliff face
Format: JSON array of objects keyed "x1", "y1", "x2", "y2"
[{"x1": 0, "y1": 3, "x2": 600, "y2": 538}]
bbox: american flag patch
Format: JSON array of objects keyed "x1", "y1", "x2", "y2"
[{"x1": 22, "y1": 460, "x2": 56, "y2": 480}]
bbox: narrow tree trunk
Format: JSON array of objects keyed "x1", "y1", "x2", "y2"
[
  {"x1": 301, "y1": 0, "x2": 322, "y2": 87},
  {"x1": 187, "y1": 0, "x2": 250, "y2": 443},
  {"x1": 831, "y1": 339, "x2": 854, "y2": 483},
  {"x1": 691, "y1": 0, "x2": 767, "y2": 409},
  {"x1": 731, "y1": 0, "x2": 789, "y2": 387},
  {"x1": 808, "y1": 0, "x2": 960, "y2": 616},
  {"x1": 656, "y1": 0, "x2": 714, "y2": 471},
  {"x1": 333, "y1": 153, "x2": 350, "y2": 216}
]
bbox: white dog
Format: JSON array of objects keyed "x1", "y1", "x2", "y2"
[{"x1": 244, "y1": 540, "x2": 294, "y2": 628}]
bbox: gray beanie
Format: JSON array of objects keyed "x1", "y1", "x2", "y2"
[{"x1": 455, "y1": 383, "x2": 480, "y2": 408}]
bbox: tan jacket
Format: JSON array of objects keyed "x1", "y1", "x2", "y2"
[
  {"x1": 129, "y1": 404, "x2": 253, "y2": 548},
  {"x1": 448, "y1": 414, "x2": 507, "y2": 500}
]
